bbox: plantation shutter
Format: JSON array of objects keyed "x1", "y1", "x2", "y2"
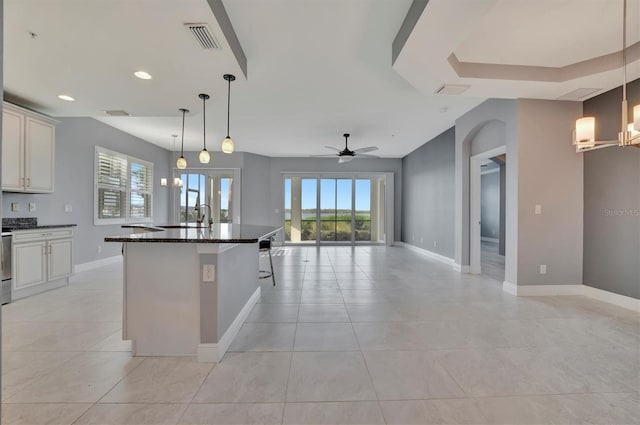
[
  {"x1": 129, "y1": 161, "x2": 152, "y2": 219},
  {"x1": 94, "y1": 147, "x2": 154, "y2": 224},
  {"x1": 97, "y1": 150, "x2": 127, "y2": 220}
]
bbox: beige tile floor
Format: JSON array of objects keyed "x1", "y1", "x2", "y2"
[{"x1": 1, "y1": 246, "x2": 639, "y2": 424}]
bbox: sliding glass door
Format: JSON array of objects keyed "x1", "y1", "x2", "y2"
[
  {"x1": 284, "y1": 174, "x2": 386, "y2": 245},
  {"x1": 284, "y1": 177, "x2": 317, "y2": 243},
  {"x1": 320, "y1": 178, "x2": 352, "y2": 242}
]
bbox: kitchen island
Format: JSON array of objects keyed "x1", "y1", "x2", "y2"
[{"x1": 105, "y1": 224, "x2": 281, "y2": 362}]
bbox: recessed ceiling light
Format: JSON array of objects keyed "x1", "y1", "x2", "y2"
[
  {"x1": 57, "y1": 94, "x2": 75, "y2": 102},
  {"x1": 134, "y1": 71, "x2": 152, "y2": 80}
]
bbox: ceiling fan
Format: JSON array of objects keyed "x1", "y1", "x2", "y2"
[{"x1": 312, "y1": 133, "x2": 379, "y2": 163}]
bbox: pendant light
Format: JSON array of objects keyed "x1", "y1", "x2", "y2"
[
  {"x1": 198, "y1": 93, "x2": 211, "y2": 164},
  {"x1": 573, "y1": 0, "x2": 640, "y2": 151},
  {"x1": 221, "y1": 74, "x2": 236, "y2": 154},
  {"x1": 176, "y1": 108, "x2": 188, "y2": 169}
]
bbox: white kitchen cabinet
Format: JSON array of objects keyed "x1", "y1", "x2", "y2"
[
  {"x1": 14, "y1": 241, "x2": 47, "y2": 289},
  {"x1": 12, "y1": 228, "x2": 74, "y2": 298},
  {"x1": 48, "y1": 238, "x2": 74, "y2": 281},
  {"x1": 2, "y1": 102, "x2": 58, "y2": 193},
  {"x1": 2, "y1": 108, "x2": 25, "y2": 191}
]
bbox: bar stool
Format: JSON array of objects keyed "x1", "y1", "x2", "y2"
[{"x1": 259, "y1": 236, "x2": 276, "y2": 286}]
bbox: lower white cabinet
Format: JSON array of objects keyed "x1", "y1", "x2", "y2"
[{"x1": 12, "y1": 228, "x2": 74, "y2": 297}]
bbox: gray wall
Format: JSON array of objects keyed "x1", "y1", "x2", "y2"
[
  {"x1": 401, "y1": 127, "x2": 455, "y2": 258},
  {"x1": 480, "y1": 170, "x2": 500, "y2": 239},
  {"x1": 171, "y1": 153, "x2": 402, "y2": 239},
  {"x1": 241, "y1": 153, "x2": 272, "y2": 226},
  {"x1": 2, "y1": 118, "x2": 172, "y2": 265},
  {"x1": 582, "y1": 80, "x2": 640, "y2": 299},
  {"x1": 516, "y1": 99, "x2": 583, "y2": 286}
]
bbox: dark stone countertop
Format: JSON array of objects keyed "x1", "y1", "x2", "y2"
[
  {"x1": 2, "y1": 224, "x2": 77, "y2": 232},
  {"x1": 105, "y1": 224, "x2": 282, "y2": 244}
]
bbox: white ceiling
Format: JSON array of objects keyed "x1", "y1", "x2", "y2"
[
  {"x1": 4, "y1": 0, "x2": 640, "y2": 158},
  {"x1": 394, "y1": 0, "x2": 640, "y2": 101}
]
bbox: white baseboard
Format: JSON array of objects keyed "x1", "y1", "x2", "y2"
[
  {"x1": 75, "y1": 255, "x2": 121, "y2": 273},
  {"x1": 502, "y1": 282, "x2": 639, "y2": 312},
  {"x1": 582, "y1": 285, "x2": 640, "y2": 312},
  {"x1": 395, "y1": 242, "x2": 454, "y2": 266},
  {"x1": 453, "y1": 263, "x2": 471, "y2": 273},
  {"x1": 502, "y1": 280, "x2": 518, "y2": 295},
  {"x1": 481, "y1": 237, "x2": 499, "y2": 243},
  {"x1": 197, "y1": 286, "x2": 261, "y2": 363}
]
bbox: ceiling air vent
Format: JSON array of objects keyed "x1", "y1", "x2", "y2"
[
  {"x1": 184, "y1": 23, "x2": 220, "y2": 50},
  {"x1": 435, "y1": 84, "x2": 470, "y2": 95},
  {"x1": 556, "y1": 88, "x2": 601, "y2": 101},
  {"x1": 104, "y1": 110, "x2": 130, "y2": 117}
]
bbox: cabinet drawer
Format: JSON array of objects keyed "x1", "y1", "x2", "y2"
[{"x1": 12, "y1": 229, "x2": 73, "y2": 242}]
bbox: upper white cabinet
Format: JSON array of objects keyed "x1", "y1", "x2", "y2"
[{"x1": 2, "y1": 102, "x2": 58, "y2": 193}]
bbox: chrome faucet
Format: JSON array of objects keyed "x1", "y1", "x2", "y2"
[{"x1": 197, "y1": 204, "x2": 213, "y2": 228}]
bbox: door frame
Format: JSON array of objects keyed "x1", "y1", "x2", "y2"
[
  {"x1": 282, "y1": 172, "x2": 393, "y2": 246},
  {"x1": 470, "y1": 146, "x2": 505, "y2": 275},
  {"x1": 172, "y1": 168, "x2": 241, "y2": 224}
]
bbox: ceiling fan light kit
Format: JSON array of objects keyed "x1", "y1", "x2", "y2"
[
  {"x1": 573, "y1": 0, "x2": 640, "y2": 152},
  {"x1": 312, "y1": 133, "x2": 380, "y2": 163}
]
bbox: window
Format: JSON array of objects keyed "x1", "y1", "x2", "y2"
[{"x1": 94, "y1": 147, "x2": 153, "y2": 224}]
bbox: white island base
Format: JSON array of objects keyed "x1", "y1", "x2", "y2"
[{"x1": 123, "y1": 242, "x2": 261, "y2": 362}]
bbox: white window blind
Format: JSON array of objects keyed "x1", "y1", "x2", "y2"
[{"x1": 94, "y1": 147, "x2": 154, "y2": 225}]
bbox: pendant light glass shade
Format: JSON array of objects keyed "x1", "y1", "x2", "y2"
[
  {"x1": 221, "y1": 74, "x2": 236, "y2": 154},
  {"x1": 177, "y1": 108, "x2": 189, "y2": 169},
  {"x1": 198, "y1": 93, "x2": 211, "y2": 164},
  {"x1": 199, "y1": 148, "x2": 210, "y2": 164},
  {"x1": 221, "y1": 137, "x2": 234, "y2": 154}
]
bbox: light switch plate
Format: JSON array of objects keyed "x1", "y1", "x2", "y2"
[
  {"x1": 11, "y1": 203, "x2": 19, "y2": 212},
  {"x1": 540, "y1": 264, "x2": 547, "y2": 275},
  {"x1": 29, "y1": 202, "x2": 36, "y2": 212},
  {"x1": 64, "y1": 204, "x2": 72, "y2": 213},
  {"x1": 534, "y1": 204, "x2": 542, "y2": 215}
]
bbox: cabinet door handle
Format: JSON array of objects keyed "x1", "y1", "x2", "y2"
[
  {"x1": 25, "y1": 177, "x2": 30, "y2": 187},
  {"x1": 48, "y1": 245, "x2": 52, "y2": 255},
  {"x1": 42, "y1": 245, "x2": 47, "y2": 256}
]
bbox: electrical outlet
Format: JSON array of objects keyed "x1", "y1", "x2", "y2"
[
  {"x1": 97, "y1": 245, "x2": 102, "y2": 253},
  {"x1": 535, "y1": 204, "x2": 543, "y2": 215},
  {"x1": 29, "y1": 202, "x2": 36, "y2": 212},
  {"x1": 11, "y1": 203, "x2": 19, "y2": 212},
  {"x1": 420, "y1": 237, "x2": 424, "y2": 244},
  {"x1": 540, "y1": 264, "x2": 547, "y2": 275},
  {"x1": 203, "y1": 264, "x2": 215, "y2": 282},
  {"x1": 433, "y1": 241, "x2": 437, "y2": 248}
]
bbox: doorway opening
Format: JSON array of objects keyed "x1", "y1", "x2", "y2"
[
  {"x1": 470, "y1": 147, "x2": 506, "y2": 281},
  {"x1": 173, "y1": 169, "x2": 241, "y2": 224}
]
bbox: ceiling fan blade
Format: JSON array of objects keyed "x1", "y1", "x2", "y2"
[
  {"x1": 324, "y1": 145, "x2": 341, "y2": 152},
  {"x1": 310, "y1": 154, "x2": 338, "y2": 157},
  {"x1": 354, "y1": 153, "x2": 379, "y2": 158},
  {"x1": 353, "y1": 146, "x2": 378, "y2": 154}
]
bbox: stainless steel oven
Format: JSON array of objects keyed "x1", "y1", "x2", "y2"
[{"x1": 2, "y1": 233, "x2": 12, "y2": 304}]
